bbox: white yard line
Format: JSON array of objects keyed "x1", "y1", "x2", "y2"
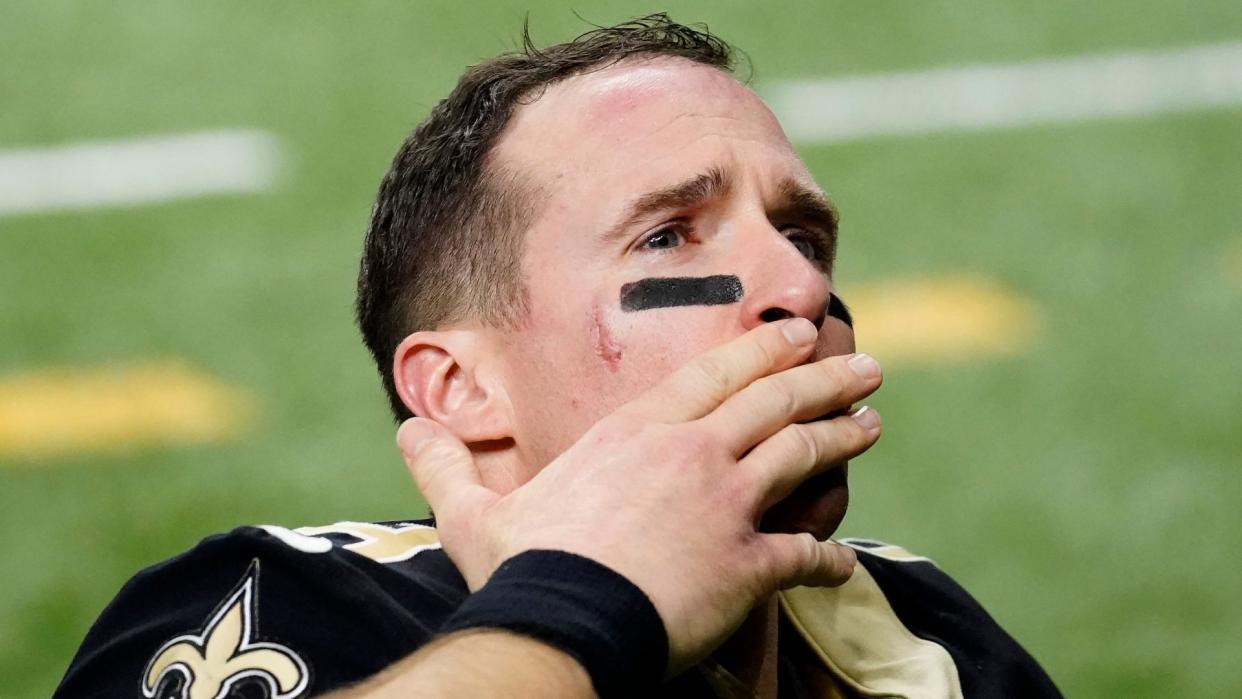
[
  {"x1": 766, "y1": 42, "x2": 1242, "y2": 143},
  {"x1": 0, "y1": 129, "x2": 282, "y2": 217}
]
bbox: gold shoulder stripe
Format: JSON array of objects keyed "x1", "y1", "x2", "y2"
[
  {"x1": 840, "y1": 538, "x2": 933, "y2": 564},
  {"x1": 780, "y1": 562, "x2": 963, "y2": 699},
  {"x1": 142, "y1": 561, "x2": 309, "y2": 699},
  {"x1": 295, "y1": 521, "x2": 440, "y2": 564}
]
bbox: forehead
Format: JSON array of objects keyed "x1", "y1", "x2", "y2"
[{"x1": 492, "y1": 57, "x2": 812, "y2": 219}]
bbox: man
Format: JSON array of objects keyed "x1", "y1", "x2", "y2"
[{"x1": 57, "y1": 15, "x2": 1060, "y2": 698}]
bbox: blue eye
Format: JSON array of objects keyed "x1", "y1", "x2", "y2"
[
  {"x1": 790, "y1": 236, "x2": 817, "y2": 260},
  {"x1": 642, "y1": 227, "x2": 684, "y2": 250},
  {"x1": 783, "y1": 227, "x2": 828, "y2": 263}
]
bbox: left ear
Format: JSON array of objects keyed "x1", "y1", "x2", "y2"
[{"x1": 391, "y1": 329, "x2": 513, "y2": 444}]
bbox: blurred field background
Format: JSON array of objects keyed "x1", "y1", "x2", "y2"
[{"x1": 2, "y1": 2, "x2": 1240, "y2": 696}]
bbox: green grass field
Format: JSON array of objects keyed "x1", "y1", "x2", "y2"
[{"x1": 2, "y1": 2, "x2": 1240, "y2": 696}]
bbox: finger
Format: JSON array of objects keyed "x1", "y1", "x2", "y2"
[
  {"x1": 762, "y1": 533, "x2": 858, "y2": 589},
  {"x1": 699, "y1": 352, "x2": 882, "y2": 456},
  {"x1": 397, "y1": 418, "x2": 494, "y2": 516},
  {"x1": 624, "y1": 318, "x2": 818, "y2": 423},
  {"x1": 742, "y1": 407, "x2": 881, "y2": 510}
]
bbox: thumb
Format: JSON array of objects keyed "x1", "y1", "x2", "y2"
[
  {"x1": 397, "y1": 417, "x2": 485, "y2": 515},
  {"x1": 764, "y1": 533, "x2": 857, "y2": 590}
]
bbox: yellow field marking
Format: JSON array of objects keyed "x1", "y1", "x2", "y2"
[
  {"x1": 1229, "y1": 237, "x2": 1242, "y2": 289},
  {"x1": 848, "y1": 276, "x2": 1041, "y2": 363},
  {"x1": 0, "y1": 362, "x2": 252, "y2": 461}
]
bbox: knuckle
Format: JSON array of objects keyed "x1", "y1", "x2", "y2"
[
  {"x1": 400, "y1": 437, "x2": 437, "y2": 465},
  {"x1": 720, "y1": 466, "x2": 759, "y2": 507},
  {"x1": 689, "y1": 355, "x2": 734, "y2": 403},
  {"x1": 762, "y1": 375, "x2": 802, "y2": 421},
  {"x1": 764, "y1": 533, "x2": 820, "y2": 585},
  {"x1": 797, "y1": 531, "x2": 820, "y2": 560},
  {"x1": 405, "y1": 441, "x2": 443, "y2": 472},
  {"x1": 787, "y1": 423, "x2": 822, "y2": 466},
  {"x1": 818, "y1": 359, "x2": 851, "y2": 396},
  {"x1": 419, "y1": 439, "x2": 461, "y2": 464},
  {"x1": 790, "y1": 532, "x2": 822, "y2": 582},
  {"x1": 666, "y1": 424, "x2": 716, "y2": 460},
  {"x1": 750, "y1": 333, "x2": 785, "y2": 373},
  {"x1": 799, "y1": 361, "x2": 845, "y2": 407}
]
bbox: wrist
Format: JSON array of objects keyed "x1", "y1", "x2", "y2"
[{"x1": 438, "y1": 549, "x2": 668, "y2": 699}]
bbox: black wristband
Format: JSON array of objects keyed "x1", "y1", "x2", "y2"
[{"x1": 438, "y1": 549, "x2": 669, "y2": 699}]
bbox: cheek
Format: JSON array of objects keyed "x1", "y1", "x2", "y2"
[
  {"x1": 590, "y1": 305, "x2": 624, "y2": 372},
  {"x1": 598, "y1": 306, "x2": 731, "y2": 390}
]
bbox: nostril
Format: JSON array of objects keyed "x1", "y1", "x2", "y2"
[{"x1": 760, "y1": 307, "x2": 794, "y2": 323}]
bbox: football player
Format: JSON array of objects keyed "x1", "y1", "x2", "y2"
[{"x1": 57, "y1": 15, "x2": 1060, "y2": 698}]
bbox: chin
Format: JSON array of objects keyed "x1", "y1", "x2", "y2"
[{"x1": 760, "y1": 464, "x2": 850, "y2": 540}]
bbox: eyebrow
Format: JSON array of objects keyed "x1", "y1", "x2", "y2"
[
  {"x1": 603, "y1": 166, "x2": 733, "y2": 243},
  {"x1": 774, "y1": 177, "x2": 840, "y2": 271},
  {"x1": 601, "y1": 167, "x2": 840, "y2": 268}
]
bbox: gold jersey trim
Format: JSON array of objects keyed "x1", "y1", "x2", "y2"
[{"x1": 779, "y1": 558, "x2": 963, "y2": 699}]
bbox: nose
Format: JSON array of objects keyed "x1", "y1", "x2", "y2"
[{"x1": 737, "y1": 225, "x2": 831, "y2": 332}]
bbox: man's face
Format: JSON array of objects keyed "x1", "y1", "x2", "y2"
[{"x1": 488, "y1": 57, "x2": 855, "y2": 530}]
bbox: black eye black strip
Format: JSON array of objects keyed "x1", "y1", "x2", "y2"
[
  {"x1": 619, "y1": 275, "x2": 744, "y2": 312},
  {"x1": 827, "y1": 293, "x2": 853, "y2": 327}
]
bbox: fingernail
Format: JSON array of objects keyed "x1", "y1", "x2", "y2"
[
  {"x1": 847, "y1": 352, "x2": 880, "y2": 379},
  {"x1": 782, "y1": 318, "x2": 817, "y2": 345},
  {"x1": 839, "y1": 543, "x2": 857, "y2": 569},
  {"x1": 850, "y1": 405, "x2": 880, "y2": 430},
  {"x1": 831, "y1": 542, "x2": 857, "y2": 580}
]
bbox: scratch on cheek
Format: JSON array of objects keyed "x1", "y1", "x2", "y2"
[{"x1": 591, "y1": 306, "x2": 623, "y2": 372}]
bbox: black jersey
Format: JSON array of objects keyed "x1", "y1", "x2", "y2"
[{"x1": 55, "y1": 521, "x2": 1060, "y2": 698}]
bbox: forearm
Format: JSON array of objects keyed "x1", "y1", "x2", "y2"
[
  {"x1": 327, "y1": 629, "x2": 594, "y2": 698},
  {"x1": 331, "y1": 549, "x2": 665, "y2": 698}
]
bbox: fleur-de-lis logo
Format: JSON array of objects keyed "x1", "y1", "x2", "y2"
[{"x1": 142, "y1": 562, "x2": 309, "y2": 699}]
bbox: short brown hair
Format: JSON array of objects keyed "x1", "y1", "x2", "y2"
[{"x1": 356, "y1": 14, "x2": 736, "y2": 421}]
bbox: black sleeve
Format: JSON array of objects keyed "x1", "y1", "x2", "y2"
[
  {"x1": 849, "y1": 540, "x2": 1063, "y2": 698},
  {"x1": 55, "y1": 525, "x2": 467, "y2": 698}
]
